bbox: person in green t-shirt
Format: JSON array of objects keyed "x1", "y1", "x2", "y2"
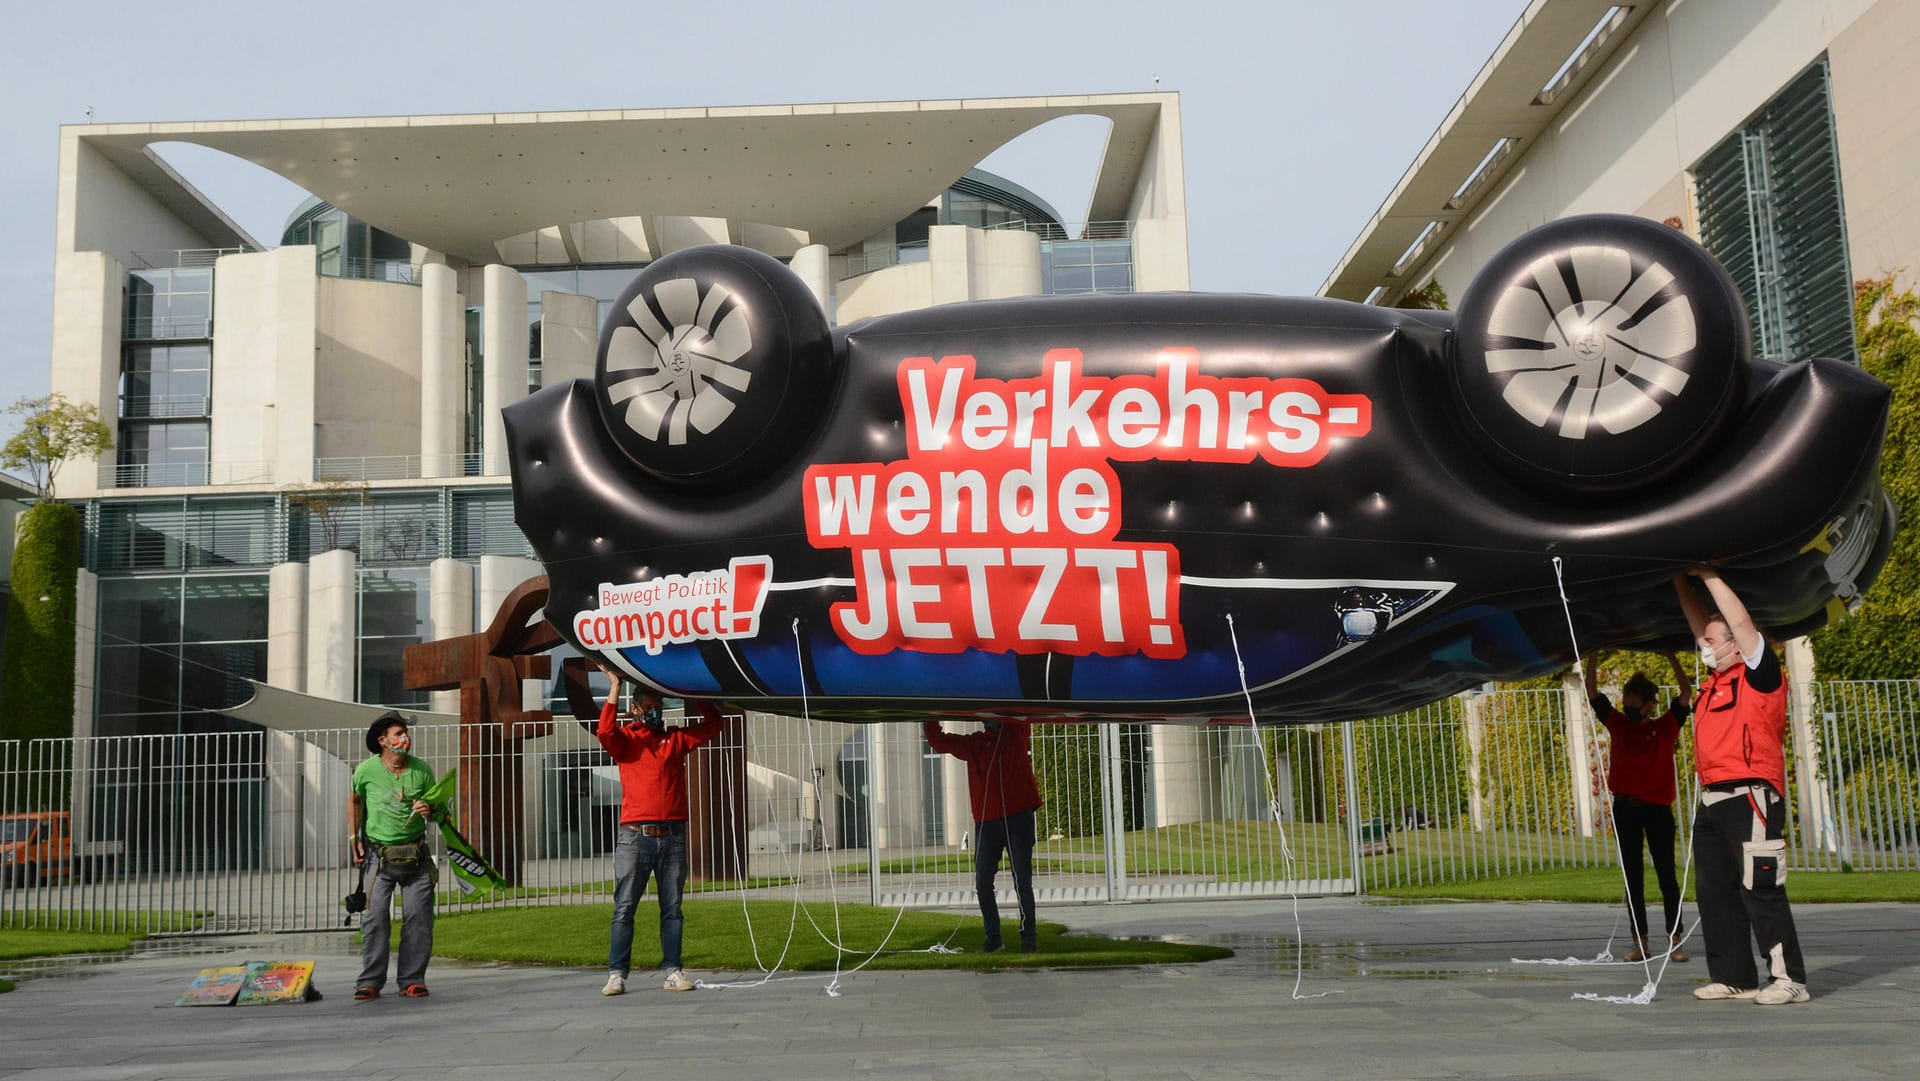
[{"x1": 348, "y1": 711, "x2": 438, "y2": 1000}]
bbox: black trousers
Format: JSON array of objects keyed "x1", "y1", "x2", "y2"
[
  {"x1": 975, "y1": 809, "x2": 1037, "y2": 942},
  {"x1": 1613, "y1": 795, "x2": 1683, "y2": 942},
  {"x1": 1692, "y1": 783, "x2": 1805, "y2": 986}
]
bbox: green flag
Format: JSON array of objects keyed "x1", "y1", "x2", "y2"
[{"x1": 419, "y1": 768, "x2": 508, "y2": 898}]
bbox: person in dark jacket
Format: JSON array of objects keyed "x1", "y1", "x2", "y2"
[
  {"x1": 924, "y1": 720, "x2": 1044, "y2": 953},
  {"x1": 1585, "y1": 652, "x2": 1693, "y2": 963}
]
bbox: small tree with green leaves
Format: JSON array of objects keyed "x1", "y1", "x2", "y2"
[{"x1": 0, "y1": 394, "x2": 113, "y2": 502}]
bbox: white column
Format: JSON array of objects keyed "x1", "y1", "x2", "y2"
[
  {"x1": 1783, "y1": 636, "x2": 1836, "y2": 849},
  {"x1": 538, "y1": 291, "x2": 600, "y2": 388},
  {"x1": 791, "y1": 244, "x2": 832, "y2": 322},
  {"x1": 69, "y1": 569, "x2": 98, "y2": 846},
  {"x1": 866, "y1": 723, "x2": 924, "y2": 851},
  {"x1": 481, "y1": 265, "x2": 529, "y2": 477},
  {"x1": 429, "y1": 557, "x2": 476, "y2": 715},
  {"x1": 1562, "y1": 671, "x2": 1596, "y2": 838},
  {"x1": 420, "y1": 263, "x2": 464, "y2": 478},
  {"x1": 268, "y1": 562, "x2": 308, "y2": 691},
  {"x1": 1461, "y1": 691, "x2": 1488, "y2": 831},
  {"x1": 306, "y1": 548, "x2": 358, "y2": 702},
  {"x1": 942, "y1": 755, "x2": 971, "y2": 846},
  {"x1": 480, "y1": 555, "x2": 544, "y2": 711},
  {"x1": 926, "y1": 225, "x2": 972, "y2": 305},
  {"x1": 264, "y1": 561, "x2": 309, "y2": 870},
  {"x1": 1150, "y1": 723, "x2": 1209, "y2": 827}
]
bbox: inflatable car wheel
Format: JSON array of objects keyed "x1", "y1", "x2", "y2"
[
  {"x1": 1453, "y1": 213, "x2": 1749, "y2": 498},
  {"x1": 595, "y1": 245, "x2": 835, "y2": 490}
]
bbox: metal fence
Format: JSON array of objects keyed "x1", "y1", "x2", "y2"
[{"x1": 3, "y1": 681, "x2": 1916, "y2": 933}]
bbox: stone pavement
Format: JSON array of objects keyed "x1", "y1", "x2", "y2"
[{"x1": 2, "y1": 899, "x2": 1916, "y2": 1080}]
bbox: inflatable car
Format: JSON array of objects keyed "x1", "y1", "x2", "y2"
[{"x1": 503, "y1": 214, "x2": 1893, "y2": 722}]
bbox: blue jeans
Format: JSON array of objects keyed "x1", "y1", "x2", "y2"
[
  {"x1": 975, "y1": 809, "x2": 1037, "y2": 943},
  {"x1": 609, "y1": 824, "x2": 687, "y2": 974}
]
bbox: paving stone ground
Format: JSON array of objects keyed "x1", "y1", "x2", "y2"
[{"x1": 3, "y1": 898, "x2": 1915, "y2": 1080}]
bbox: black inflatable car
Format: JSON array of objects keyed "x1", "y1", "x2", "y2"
[{"x1": 503, "y1": 214, "x2": 1893, "y2": 722}]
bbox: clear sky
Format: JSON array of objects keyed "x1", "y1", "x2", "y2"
[{"x1": 0, "y1": 0, "x2": 1526, "y2": 415}]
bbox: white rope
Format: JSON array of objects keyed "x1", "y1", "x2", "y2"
[
  {"x1": 1226, "y1": 612, "x2": 1338, "y2": 1001},
  {"x1": 1523, "y1": 556, "x2": 1701, "y2": 1004}
]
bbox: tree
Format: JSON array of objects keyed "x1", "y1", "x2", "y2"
[
  {"x1": 1809, "y1": 275, "x2": 1920, "y2": 679},
  {"x1": 0, "y1": 394, "x2": 114, "y2": 502}
]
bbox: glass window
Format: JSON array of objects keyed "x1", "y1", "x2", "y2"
[
  {"x1": 1051, "y1": 265, "x2": 1093, "y2": 293},
  {"x1": 182, "y1": 575, "x2": 269, "y2": 643},
  {"x1": 100, "y1": 577, "x2": 183, "y2": 642},
  {"x1": 94, "y1": 643, "x2": 180, "y2": 718},
  {"x1": 181, "y1": 642, "x2": 266, "y2": 712}
]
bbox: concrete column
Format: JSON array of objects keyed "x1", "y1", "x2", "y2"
[
  {"x1": 420, "y1": 263, "x2": 464, "y2": 478},
  {"x1": 1150, "y1": 723, "x2": 1209, "y2": 827},
  {"x1": 968, "y1": 228, "x2": 1043, "y2": 300},
  {"x1": 69, "y1": 569, "x2": 98, "y2": 846},
  {"x1": 264, "y1": 561, "x2": 309, "y2": 870},
  {"x1": 47, "y1": 251, "x2": 121, "y2": 499},
  {"x1": 942, "y1": 754, "x2": 971, "y2": 846},
  {"x1": 1783, "y1": 636, "x2": 1837, "y2": 850},
  {"x1": 926, "y1": 225, "x2": 973, "y2": 306},
  {"x1": 539, "y1": 291, "x2": 599, "y2": 388},
  {"x1": 866, "y1": 723, "x2": 924, "y2": 851},
  {"x1": 1461, "y1": 691, "x2": 1488, "y2": 831},
  {"x1": 1562, "y1": 671, "x2": 1597, "y2": 838},
  {"x1": 306, "y1": 548, "x2": 358, "y2": 702},
  {"x1": 429, "y1": 557, "x2": 476, "y2": 716},
  {"x1": 791, "y1": 244, "x2": 832, "y2": 322},
  {"x1": 268, "y1": 562, "x2": 308, "y2": 691},
  {"x1": 481, "y1": 265, "x2": 529, "y2": 477},
  {"x1": 1130, "y1": 217, "x2": 1193, "y2": 292}
]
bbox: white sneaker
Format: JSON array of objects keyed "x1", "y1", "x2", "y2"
[
  {"x1": 662, "y1": 968, "x2": 695, "y2": 992},
  {"x1": 1753, "y1": 979, "x2": 1810, "y2": 1005},
  {"x1": 601, "y1": 972, "x2": 626, "y2": 997},
  {"x1": 1692, "y1": 982, "x2": 1760, "y2": 1000}
]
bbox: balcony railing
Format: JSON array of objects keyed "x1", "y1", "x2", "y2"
[
  {"x1": 124, "y1": 316, "x2": 212, "y2": 340},
  {"x1": 314, "y1": 453, "x2": 491, "y2": 482},
  {"x1": 842, "y1": 241, "x2": 929, "y2": 278},
  {"x1": 320, "y1": 256, "x2": 420, "y2": 285},
  {"x1": 97, "y1": 460, "x2": 275, "y2": 489},
  {"x1": 987, "y1": 219, "x2": 1134, "y2": 241},
  {"x1": 130, "y1": 248, "x2": 246, "y2": 269},
  {"x1": 120, "y1": 394, "x2": 211, "y2": 420}
]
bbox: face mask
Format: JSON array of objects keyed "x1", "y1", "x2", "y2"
[
  {"x1": 1622, "y1": 707, "x2": 1644, "y2": 723},
  {"x1": 386, "y1": 734, "x2": 410, "y2": 752},
  {"x1": 640, "y1": 707, "x2": 664, "y2": 729},
  {"x1": 1700, "y1": 641, "x2": 1727, "y2": 669}
]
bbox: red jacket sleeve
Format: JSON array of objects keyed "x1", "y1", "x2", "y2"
[
  {"x1": 596, "y1": 699, "x2": 638, "y2": 761},
  {"x1": 670, "y1": 700, "x2": 727, "y2": 754},
  {"x1": 923, "y1": 722, "x2": 977, "y2": 761}
]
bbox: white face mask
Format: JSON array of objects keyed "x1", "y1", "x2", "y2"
[{"x1": 1700, "y1": 640, "x2": 1730, "y2": 670}]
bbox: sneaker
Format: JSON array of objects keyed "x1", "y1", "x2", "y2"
[
  {"x1": 1019, "y1": 937, "x2": 1038, "y2": 954},
  {"x1": 1668, "y1": 937, "x2": 1689, "y2": 963},
  {"x1": 1753, "y1": 979, "x2": 1810, "y2": 1005},
  {"x1": 662, "y1": 968, "x2": 695, "y2": 992},
  {"x1": 601, "y1": 972, "x2": 626, "y2": 997},
  {"x1": 980, "y1": 937, "x2": 1005, "y2": 954},
  {"x1": 1693, "y1": 982, "x2": 1760, "y2": 1000}
]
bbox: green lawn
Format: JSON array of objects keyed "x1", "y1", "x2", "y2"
[{"x1": 432, "y1": 899, "x2": 1231, "y2": 971}]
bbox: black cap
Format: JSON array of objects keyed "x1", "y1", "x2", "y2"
[{"x1": 365, "y1": 710, "x2": 411, "y2": 755}]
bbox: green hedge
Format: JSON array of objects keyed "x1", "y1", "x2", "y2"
[
  {"x1": 1810, "y1": 276, "x2": 1920, "y2": 679},
  {"x1": 1, "y1": 502, "x2": 80, "y2": 755}
]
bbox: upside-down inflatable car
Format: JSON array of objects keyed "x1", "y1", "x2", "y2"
[{"x1": 503, "y1": 214, "x2": 1894, "y2": 722}]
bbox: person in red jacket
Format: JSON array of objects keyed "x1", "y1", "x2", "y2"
[
  {"x1": 923, "y1": 720, "x2": 1043, "y2": 953},
  {"x1": 1585, "y1": 652, "x2": 1693, "y2": 963},
  {"x1": 594, "y1": 662, "x2": 726, "y2": 995},
  {"x1": 1675, "y1": 568, "x2": 1808, "y2": 1005}
]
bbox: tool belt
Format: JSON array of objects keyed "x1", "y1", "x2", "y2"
[
  {"x1": 373, "y1": 839, "x2": 430, "y2": 881},
  {"x1": 622, "y1": 821, "x2": 685, "y2": 838}
]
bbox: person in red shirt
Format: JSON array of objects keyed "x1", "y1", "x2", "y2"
[
  {"x1": 1585, "y1": 652, "x2": 1693, "y2": 963},
  {"x1": 1675, "y1": 568, "x2": 1807, "y2": 1005},
  {"x1": 593, "y1": 662, "x2": 726, "y2": 995},
  {"x1": 923, "y1": 720, "x2": 1044, "y2": 953}
]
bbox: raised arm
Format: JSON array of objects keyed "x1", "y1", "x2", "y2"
[
  {"x1": 1673, "y1": 573, "x2": 1710, "y2": 640},
  {"x1": 1581, "y1": 653, "x2": 1598, "y2": 697},
  {"x1": 1692, "y1": 567, "x2": 1765, "y2": 657},
  {"x1": 1664, "y1": 651, "x2": 1693, "y2": 700}
]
